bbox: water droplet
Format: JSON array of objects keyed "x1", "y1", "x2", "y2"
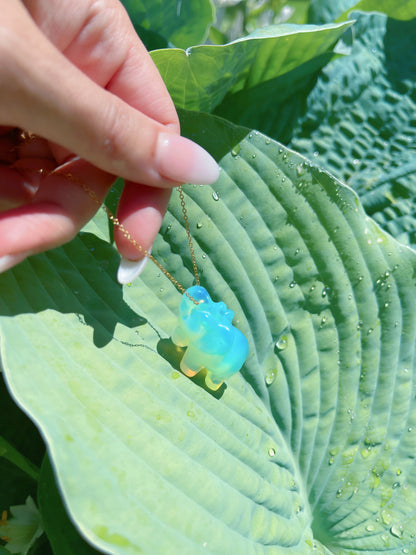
[
  {"x1": 212, "y1": 191, "x2": 220, "y2": 201},
  {"x1": 196, "y1": 222, "x2": 203, "y2": 229},
  {"x1": 313, "y1": 151, "x2": 319, "y2": 158},
  {"x1": 322, "y1": 286, "x2": 331, "y2": 298},
  {"x1": 231, "y1": 144, "x2": 240, "y2": 157},
  {"x1": 294, "y1": 248, "x2": 300, "y2": 256},
  {"x1": 381, "y1": 510, "x2": 392, "y2": 525},
  {"x1": 265, "y1": 368, "x2": 277, "y2": 386},
  {"x1": 268, "y1": 447, "x2": 276, "y2": 457},
  {"x1": 296, "y1": 163, "x2": 305, "y2": 176},
  {"x1": 357, "y1": 320, "x2": 364, "y2": 330},
  {"x1": 265, "y1": 138, "x2": 271, "y2": 145},
  {"x1": 275, "y1": 335, "x2": 288, "y2": 351},
  {"x1": 336, "y1": 488, "x2": 343, "y2": 498},
  {"x1": 289, "y1": 280, "x2": 296, "y2": 288},
  {"x1": 392, "y1": 481, "x2": 401, "y2": 489},
  {"x1": 390, "y1": 524, "x2": 403, "y2": 539},
  {"x1": 252, "y1": 153, "x2": 256, "y2": 159},
  {"x1": 328, "y1": 456, "x2": 335, "y2": 465},
  {"x1": 366, "y1": 524, "x2": 375, "y2": 532}
]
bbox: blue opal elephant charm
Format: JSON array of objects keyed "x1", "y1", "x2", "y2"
[{"x1": 171, "y1": 286, "x2": 249, "y2": 390}]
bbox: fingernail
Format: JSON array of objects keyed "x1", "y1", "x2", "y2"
[
  {"x1": 117, "y1": 249, "x2": 151, "y2": 285},
  {"x1": 156, "y1": 134, "x2": 220, "y2": 185},
  {"x1": 0, "y1": 253, "x2": 29, "y2": 273}
]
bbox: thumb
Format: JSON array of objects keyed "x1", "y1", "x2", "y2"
[{"x1": 0, "y1": 3, "x2": 219, "y2": 187}]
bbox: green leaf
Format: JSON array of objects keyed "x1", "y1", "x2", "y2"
[
  {"x1": 38, "y1": 456, "x2": 102, "y2": 554},
  {"x1": 308, "y1": 0, "x2": 416, "y2": 24},
  {"x1": 308, "y1": 0, "x2": 357, "y2": 24},
  {"x1": 121, "y1": 0, "x2": 214, "y2": 49},
  {"x1": 0, "y1": 376, "x2": 43, "y2": 509},
  {"x1": 289, "y1": 13, "x2": 416, "y2": 248},
  {"x1": 339, "y1": 0, "x2": 416, "y2": 21},
  {"x1": 151, "y1": 21, "x2": 351, "y2": 113},
  {"x1": 1, "y1": 111, "x2": 416, "y2": 553}
]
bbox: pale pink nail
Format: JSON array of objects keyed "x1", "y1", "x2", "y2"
[
  {"x1": 156, "y1": 134, "x2": 220, "y2": 185},
  {"x1": 0, "y1": 253, "x2": 29, "y2": 273},
  {"x1": 117, "y1": 249, "x2": 151, "y2": 285}
]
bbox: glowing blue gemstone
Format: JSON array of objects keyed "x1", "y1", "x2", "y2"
[{"x1": 171, "y1": 286, "x2": 249, "y2": 390}]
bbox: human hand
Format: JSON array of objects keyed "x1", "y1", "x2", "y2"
[{"x1": 0, "y1": 0, "x2": 219, "y2": 282}]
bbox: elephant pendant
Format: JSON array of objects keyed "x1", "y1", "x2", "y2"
[{"x1": 171, "y1": 285, "x2": 249, "y2": 390}]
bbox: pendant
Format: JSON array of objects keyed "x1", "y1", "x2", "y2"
[{"x1": 171, "y1": 286, "x2": 249, "y2": 390}]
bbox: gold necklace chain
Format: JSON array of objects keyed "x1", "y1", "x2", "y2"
[
  {"x1": 74, "y1": 175, "x2": 200, "y2": 300},
  {"x1": 9, "y1": 131, "x2": 201, "y2": 303}
]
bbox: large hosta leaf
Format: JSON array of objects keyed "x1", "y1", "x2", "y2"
[
  {"x1": 308, "y1": 0, "x2": 416, "y2": 24},
  {"x1": 151, "y1": 21, "x2": 351, "y2": 113},
  {"x1": 1, "y1": 112, "x2": 416, "y2": 553},
  {"x1": 289, "y1": 12, "x2": 416, "y2": 249}
]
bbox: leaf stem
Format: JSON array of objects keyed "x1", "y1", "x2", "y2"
[{"x1": 0, "y1": 437, "x2": 40, "y2": 482}]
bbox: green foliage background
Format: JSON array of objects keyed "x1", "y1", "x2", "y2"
[{"x1": 1, "y1": 0, "x2": 415, "y2": 554}]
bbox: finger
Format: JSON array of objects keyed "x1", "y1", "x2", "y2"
[
  {"x1": 114, "y1": 181, "x2": 171, "y2": 260},
  {"x1": 0, "y1": 166, "x2": 36, "y2": 210},
  {"x1": 2, "y1": 2, "x2": 219, "y2": 187},
  {"x1": 0, "y1": 158, "x2": 113, "y2": 260},
  {"x1": 23, "y1": 0, "x2": 179, "y2": 130}
]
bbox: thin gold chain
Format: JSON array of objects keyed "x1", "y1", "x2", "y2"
[
  {"x1": 10, "y1": 132, "x2": 201, "y2": 302},
  {"x1": 57, "y1": 172, "x2": 201, "y2": 304},
  {"x1": 178, "y1": 185, "x2": 200, "y2": 286}
]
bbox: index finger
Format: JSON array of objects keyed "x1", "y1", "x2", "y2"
[{"x1": 23, "y1": 0, "x2": 179, "y2": 131}]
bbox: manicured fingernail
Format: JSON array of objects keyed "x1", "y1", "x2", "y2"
[
  {"x1": 0, "y1": 253, "x2": 29, "y2": 273},
  {"x1": 117, "y1": 249, "x2": 151, "y2": 285},
  {"x1": 156, "y1": 134, "x2": 220, "y2": 185}
]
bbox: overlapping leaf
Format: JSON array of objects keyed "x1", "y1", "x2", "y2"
[
  {"x1": 121, "y1": 0, "x2": 214, "y2": 49},
  {"x1": 288, "y1": 12, "x2": 416, "y2": 248},
  {"x1": 151, "y1": 21, "x2": 351, "y2": 113},
  {"x1": 1, "y1": 111, "x2": 415, "y2": 553}
]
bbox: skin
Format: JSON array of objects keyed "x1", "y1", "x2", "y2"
[{"x1": 0, "y1": 0, "x2": 189, "y2": 265}]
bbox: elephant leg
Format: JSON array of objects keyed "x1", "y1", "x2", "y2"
[
  {"x1": 204, "y1": 372, "x2": 224, "y2": 391},
  {"x1": 180, "y1": 347, "x2": 205, "y2": 377},
  {"x1": 171, "y1": 324, "x2": 189, "y2": 348}
]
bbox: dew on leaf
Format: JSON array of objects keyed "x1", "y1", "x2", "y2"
[
  {"x1": 268, "y1": 447, "x2": 276, "y2": 457},
  {"x1": 366, "y1": 524, "x2": 375, "y2": 532},
  {"x1": 265, "y1": 368, "x2": 277, "y2": 386},
  {"x1": 212, "y1": 192, "x2": 220, "y2": 201},
  {"x1": 231, "y1": 144, "x2": 240, "y2": 157},
  {"x1": 390, "y1": 524, "x2": 403, "y2": 539},
  {"x1": 381, "y1": 510, "x2": 392, "y2": 525},
  {"x1": 275, "y1": 335, "x2": 288, "y2": 351}
]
